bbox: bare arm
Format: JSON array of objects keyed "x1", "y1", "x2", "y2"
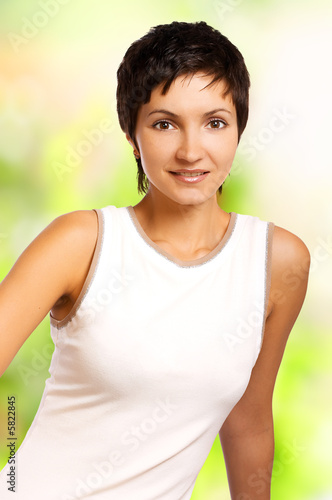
[
  {"x1": 219, "y1": 226, "x2": 310, "y2": 499},
  {"x1": 0, "y1": 210, "x2": 98, "y2": 376}
]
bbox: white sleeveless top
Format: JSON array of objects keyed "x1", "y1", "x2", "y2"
[{"x1": 0, "y1": 205, "x2": 274, "y2": 500}]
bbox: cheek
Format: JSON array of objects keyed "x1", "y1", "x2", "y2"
[
  {"x1": 140, "y1": 133, "x2": 173, "y2": 165},
  {"x1": 211, "y1": 135, "x2": 238, "y2": 163}
]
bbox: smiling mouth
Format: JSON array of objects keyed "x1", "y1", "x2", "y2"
[
  {"x1": 168, "y1": 170, "x2": 209, "y2": 184},
  {"x1": 170, "y1": 171, "x2": 209, "y2": 177}
]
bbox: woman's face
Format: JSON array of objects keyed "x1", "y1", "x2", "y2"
[{"x1": 131, "y1": 72, "x2": 239, "y2": 206}]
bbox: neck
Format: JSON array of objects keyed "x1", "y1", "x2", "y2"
[{"x1": 132, "y1": 191, "x2": 229, "y2": 256}]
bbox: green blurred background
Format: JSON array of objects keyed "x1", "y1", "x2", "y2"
[{"x1": 0, "y1": 1, "x2": 331, "y2": 498}]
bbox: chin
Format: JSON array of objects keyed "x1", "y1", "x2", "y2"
[{"x1": 168, "y1": 190, "x2": 216, "y2": 207}]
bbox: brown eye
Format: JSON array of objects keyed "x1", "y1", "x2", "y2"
[
  {"x1": 208, "y1": 119, "x2": 226, "y2": 129},
  {"x1": 153, "y1": 121, "x2": 174, "y2": 130}
]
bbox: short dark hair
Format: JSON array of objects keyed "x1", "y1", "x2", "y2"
[{"x1": 116, "y1": 21, "x2": 250, "y2": 195}]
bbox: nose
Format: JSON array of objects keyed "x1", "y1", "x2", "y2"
[{"x1": 175, "y1": 129, "x2": 204, "y2": 163}]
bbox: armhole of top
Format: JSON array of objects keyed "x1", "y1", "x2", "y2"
[
  {"x1": 50, "y1": 208, "x2": 104, "y2": 329},
  {"x1": 259, "y1": 221, "x2": 275, "y2": 350}
]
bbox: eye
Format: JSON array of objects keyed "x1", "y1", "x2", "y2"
[
  {"x1": 153, "y1": 120, "x2": 175, "y2": 131},
  {"x1": 207, "y1": 119, "x2": 227, "y2": 129}
]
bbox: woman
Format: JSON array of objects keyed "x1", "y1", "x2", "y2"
[{"x1": 0, "y1": 21, "x2": 310, "y2": 499}]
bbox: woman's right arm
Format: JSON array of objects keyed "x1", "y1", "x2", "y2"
[{"x1": 0, "y1": 210, "x2": 98, "y2": 376}]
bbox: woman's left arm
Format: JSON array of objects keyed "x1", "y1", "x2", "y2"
[{"x1": 219, "y1": 226, "x2": 311, "y2": 500}]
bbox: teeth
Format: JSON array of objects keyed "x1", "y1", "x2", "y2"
[{"x1": 174, "y1": 172, "x2": 206, "y2": 177}]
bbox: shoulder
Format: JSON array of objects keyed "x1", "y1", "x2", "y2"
[
  {"x1": 50, "y1": 209, "x2": 98, "y2": 239},
  {"x1": 41, "y1": 209, "x2": 99, "y2": 264},
  {"x1": 15, "y1": 209, "x2": 98, "y2": 265},
  {"x1": 0, "y1": 210, "x2": 99, "y2": 330},
  {"x1": 49, "y1": 208, "x2": 99, "y2": 275},
  {"x1": 272, "y1": 225, "x2": 310, "y2": 262},
  {"x1": 22, "y1": 209, "x2": 99, "y2": 297},
  {"x1": 270, "y1": 225, "x2": 311, "y2": 280},
  {"x1": 268, "y1": 224, "x2": 311, "y2": 316}
]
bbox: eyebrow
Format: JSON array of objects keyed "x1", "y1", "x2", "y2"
[{"x1": 147, "y1": 108, "x2": 233, "y2": 118}]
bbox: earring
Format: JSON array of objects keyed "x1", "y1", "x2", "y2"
[{"x1": 133, "y1": 151, "x2": 140, "y2": 160}]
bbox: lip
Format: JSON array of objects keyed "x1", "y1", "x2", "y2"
[
  {"x1": 171, "y1": 169, "x2": 209, "y2": 173},
  {"x1": 169, "y1": 170, "x2": 209, "y2": 184}
]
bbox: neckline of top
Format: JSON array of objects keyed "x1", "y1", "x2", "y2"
[{"x1": 124, "y1": 206, "x2": 238, "y2": 268}]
